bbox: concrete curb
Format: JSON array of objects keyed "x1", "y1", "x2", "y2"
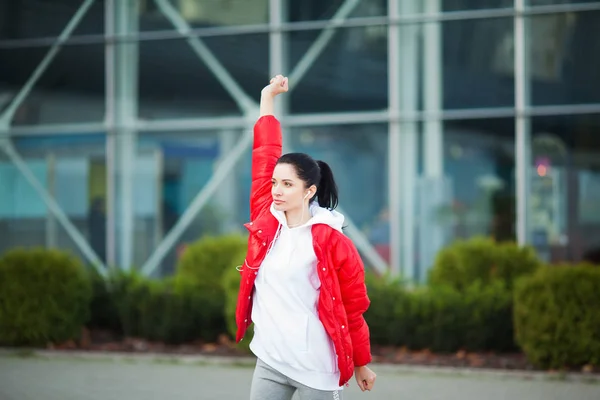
[{"x1": 1, "y1": 348, "x2": 598, "y2": 384}]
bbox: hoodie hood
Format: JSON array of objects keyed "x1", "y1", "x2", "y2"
[{"x1": 270, "y1": 202, "x2": 345, "y2": 232}]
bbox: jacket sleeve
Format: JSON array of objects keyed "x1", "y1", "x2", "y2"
[
  {"x1": 336, "y1": 236, "x2": 372, "y2": 367},
  {"x1": 250, "y1": 115, "x2": 282, "y2": 221}
]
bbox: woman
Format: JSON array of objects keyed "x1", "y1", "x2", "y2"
[{"x1": 235, "y1": 75, "x2": 376, "y2": 400}]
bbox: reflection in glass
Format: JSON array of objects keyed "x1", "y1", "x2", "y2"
[
  {"x1": 530, "y1": 114, "x2": 600, "y2": 264},
  {"x1": 529, "y1": 11, "x2": 600, "y2": 105},
  {"x1": 435, "y1": 119, "x2": 516, "y2": 243}
]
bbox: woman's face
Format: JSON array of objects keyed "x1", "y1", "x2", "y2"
[{"x1": 271, "y1": 163, "x2": 311, "y2": 212}]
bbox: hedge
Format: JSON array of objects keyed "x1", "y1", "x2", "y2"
[
  {"x1": 428, "y1": 237, "x2": 541, "y2": 291},
  {"x1": 3, "y1": 234, "x2": 598, "y2": 372},
  {"x1": 0, "y1": 248, "x2": 92, "y2": 346},
  {"x1": 514, "y1": 264, "x2": 600, "y2": 369},
  {"x1": 365, "y1": 278, "x2": 515, "y2": 353}
]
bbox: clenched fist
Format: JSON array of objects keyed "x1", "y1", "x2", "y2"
[
  {"x1": 355, "y1": 365, "x2": 376, "y2": 392},
  {"x1": 262, "y1": 74, "x2": 289, "y2": 97}
]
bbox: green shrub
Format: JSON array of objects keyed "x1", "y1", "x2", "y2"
[
  {"x1": 222, "y1": 265, "x2": 252, "y2": 352},
  {"x1": 105, "y1": 269, "x2": 225, "y2": 344},
  {"x1": 175, "y1": 234, "x2": 247, "y2": 342},
  {"x1": 0, "y1": 248, "x2": 92, "y2": 346},
  {"x1": 364, "y1": 273, "x2": 413, "y2": 347},
  {"x1": 514, "y1": 264, "x2": 600, "y2": 369},
  {"x1": 365, "y1": 276, "x2": 515, "y2": 353},
  {"x1": 428, "y1": 237, "x2": 540, "y2": 291},
  {"x1": 176, "y1": 233, "x2": 247, "y2": 285}
]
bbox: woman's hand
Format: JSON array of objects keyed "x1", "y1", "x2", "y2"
[
  {"x1": 354, "y1": 365, "x2": 376, "y2": 392},
  {"x1": 259, "y1": 74, "x2": 288, "y2": 117},
  {"x1": 262, "y1": 74, "x2": 289, "y2": 97}
]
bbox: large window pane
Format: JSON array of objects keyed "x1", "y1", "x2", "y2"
[
  {"x1": 0, "y1": 134, "x2": 107, "y2": 265},
  {"x1": 139, "y1": 34, "x2": 268, "y2": 119},
  {"x1": 529, "y1": 114, "x2": 600, "y2": 264},
  {"x1": 133, "y1": 129, "x2": 243, "y2": 273},
  {"x1": 289, "y1": 27, "x2": 387, "y2": 113},
  {"x1": 529, "y1": 10, "x2": 600, "y2": 105},
  {"x1": 0, "y1": 43, "x2": 105, "y2": 126},
  {"x1": 0, "y1": 0, "x2": 105, "y2": 41},
  {"x1": 425, "y1": 118, "x2": 515, "y2": 247},
  {"x1": 441, "y1": 17, "x2": 515, "y2": 109}
]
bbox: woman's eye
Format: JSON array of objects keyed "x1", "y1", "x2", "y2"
[{"x1": 285, "y1": 182, "x2": 292, "y2": 187}]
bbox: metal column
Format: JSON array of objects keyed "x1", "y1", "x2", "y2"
[
  {"x1": 389, "y1": 0, "x2": 419, "y2": 280},
  {"x1": 419, "y1": 0, "x2": 447, "y2": 282},
  {"x1": 515, "y1": 0, "x2": 531, "y2": 246},
  {"x1": 106, "y1": 0, "x2": 139, "y2": 270},
  {"x1": 270, "y1": 0, "x2": 290, "y2": 151}
]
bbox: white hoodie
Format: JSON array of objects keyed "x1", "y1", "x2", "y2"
[{"x1": 249, "y1": 202, "x2": 345, "y2": 391}]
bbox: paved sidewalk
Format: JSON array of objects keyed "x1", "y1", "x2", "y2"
[{"x1": 0, "y1": 351, "x2": 599, "y2": 400}]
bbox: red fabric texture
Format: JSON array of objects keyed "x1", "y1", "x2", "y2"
[{"x1": 234, "y1": 115, "x2": 372, "y2": 387}]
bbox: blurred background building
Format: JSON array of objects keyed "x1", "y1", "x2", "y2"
[{"x1": 0, "y1": 0, "x2": 599, "y2": 281}]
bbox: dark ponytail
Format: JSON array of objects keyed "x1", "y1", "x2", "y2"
[
  {"x1": 276, "y1": 153, "x2": 340, "y2": 210},
  {"x1": 316, "y1": 160, "x2": 339, "y2": 210}
]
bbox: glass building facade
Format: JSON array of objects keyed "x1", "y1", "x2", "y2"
[{"x1": 1, "y1": 0, "x2": 599, "y2": 280}]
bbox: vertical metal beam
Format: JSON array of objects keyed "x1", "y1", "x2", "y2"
[
  {"x1": 106, "y1": 0, "x2": 139, "y2": 271},
  {"x1": 515, "y1": 0, "x2": 531, "y2": 246},
  {"x1": 401, "y1": 1, "x2": 420, "y2": 283},
  {"x1": 420, "y1": 0, "x2": 445, "y2": 282},
  {"x1": 389, "y1": 0, "x2": 420, "y2": 281},
  {"x1": 423, "y1": 0, "x2": 443, "y2": 178},
  {"x1": 46, "y1": 152, "x2": 57, "y2": 248},
  {"x1": 105, "y1": 1, "x2": 116, "y2": 268},
  {"x1": 154, "y1": 148, "x2": 164, "y2": 249},
  {"x1": 214, "y1": 129, "x2": 239, "y2": 231},
  {"x1": 388, "y1": 0, "x2": 401, "y2": 278},
  {"x1": 270, "y1": 0, "x2": 291, "y2": 152},
  {"x1": 0, "y1": 0, "x2": 96, "y2": 126}
]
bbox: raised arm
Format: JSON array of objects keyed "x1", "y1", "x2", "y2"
[
  {"x1": 260, "y1": 74, "x2": 288, "y2": 117},
  {"x1": 249, "y1": 75, "x2": 288, "y2": 221}
]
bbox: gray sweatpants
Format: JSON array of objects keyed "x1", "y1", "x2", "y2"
[{"x1": 249, "y1": 358, "x2": 343, "y2": 400}]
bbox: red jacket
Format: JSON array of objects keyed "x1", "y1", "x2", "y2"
[{"x1": 235, "y1": 115, "x2": 372, "y2": 387}]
